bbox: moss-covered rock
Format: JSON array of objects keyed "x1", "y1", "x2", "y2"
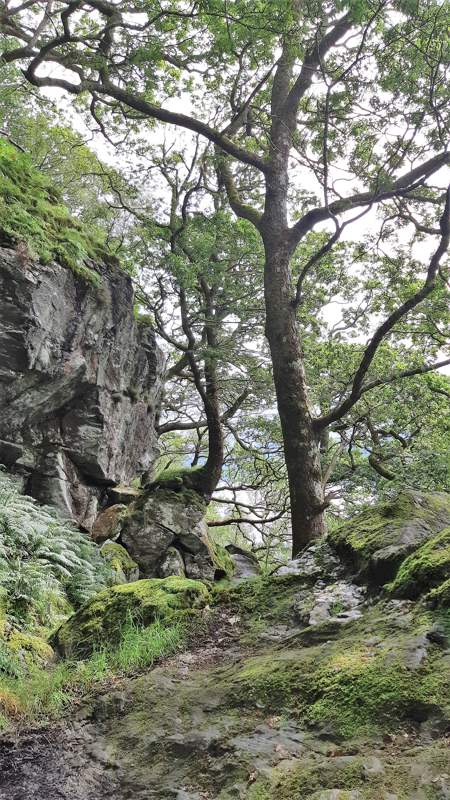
[
  {"x1": 429, "y1": 578, "x2": 450, "y2": 607},
  {"x1": 0, "y1": 140, "x2": 113, "y2": 283},
  {"x1": 7, "y1": 631, "x2": 54, "y2": 667},
  {"x1": 214, "y1": 573, "x2": 308, "y2": 643},
  {"x1": 221, "y1": 583, "x2": 450, "y2": 739},
  {"x1": 210, "y1": 543, "x2": 235, "y2": 580},
  {"x1": 100, "y1": 541, "x2": 139, "y2": 583},
  {"x1": 246, "y1": 740, "x2": 450, "y2": 800},
  {"x1": 52, "y1": 576, "x2": 211, "y2": 658},
  {"x1": 387, "y1": 526, "x2": 450, "y2": 601},
  {"x1": 121, "y1": 485, "x2": 222, "y2": 580},
  {"x1": 0, "y1": 629, "x2": 54, "y2": 676},
  {"x1": 226, "y1": 635, "x2": 450, "y2": 739},
  {"x1": 328, "y1": 491, "x2": 450, "y2": 585}
]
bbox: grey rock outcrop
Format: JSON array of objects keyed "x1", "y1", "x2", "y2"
[
  {"x1": 225, "y1": 544, "x2": 261, "y2": 581},
  {"x1": 294, "y1": 580, "x2": 364, "y2": 627},
  {"x1": 0, "y1": 247, "x2": 163, "y2": 529},
  {"x1": 158, "y1": 547, "x2": 186, "y2": 578},
  {"x1": 120, "y1": 487, "x2": 220, "y2": 580}
]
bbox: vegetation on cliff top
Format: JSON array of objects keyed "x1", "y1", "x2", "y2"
[{"x1": 0, "y1": 140, "x2": 113, "y2": 284}]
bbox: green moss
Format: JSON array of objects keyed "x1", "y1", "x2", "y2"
[
  {"x1": 388, "y1": 527, "x2": 450, "y2": 600},
  {"x1": 0, "y1": 629, "x2": 53, "y2": 675},
  {"x1": 138, "y1": 481, "x2": 208, "y2": 516},
  {"x1": 0, "y1": 140, "x2": 114, "y2": 283},
  {"x1": 428, "y1": 577, "x2": 450, "y2": 606},
  {"x1": 154, "y1": 463, "x2": 205, "y2": 485},
  {"x1": 214, "y1": 573, "x2": 305, "y2": 642},
  {"x1": 328, "y1": 491, "x2": 450, "y2": 577},
  {"x1": 211, "y1": 544, "x2": 235, "y2": 579},
  {"x1": 248, "y1": 758, "x2": 365, "y2": 800},
  {"x1": 246, "y1": 742, "x2": 450, "y2": 800},
  {"x1": 100, "y1": 542, "x2": 138, "y2": 582},
  {"x1": 7, "y1": 631, "x2": 54, "y2": 666},
  {"x1": 52, "y1": 576, "x2": 211, "y2": 658},
  {"x1": 225, "y1": 604, "x2": 450, "y2": 739}
]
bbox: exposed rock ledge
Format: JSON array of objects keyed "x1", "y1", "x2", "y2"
[{"x1": 0, "y1": 247, "x2": 164, "y2": 529}]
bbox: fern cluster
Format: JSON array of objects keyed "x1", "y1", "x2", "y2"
[{"x1": 0, "y1": 470, "x2": 113, "y2": 629}]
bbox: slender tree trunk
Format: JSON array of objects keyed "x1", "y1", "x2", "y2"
[
  {"x1": 263, "y1": 236, "x2": 326, "y2": 555},
  {"x1": 192, "y1": 280, "x2": 224, "y2": 499}
]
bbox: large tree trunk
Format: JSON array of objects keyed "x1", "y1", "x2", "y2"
[{"x1": 263, "y1": 236, "x2": 326, "y2": 555}]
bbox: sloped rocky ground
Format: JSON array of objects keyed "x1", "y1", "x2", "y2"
[{"x1": 1, "y1": 491, "x2": 450, "y2": 800}]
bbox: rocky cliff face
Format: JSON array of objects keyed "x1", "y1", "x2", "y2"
[{"x1": 0, "y1": 246, "x2": 164, "y2": 529}]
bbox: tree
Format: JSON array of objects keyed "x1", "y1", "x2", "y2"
[
  {"x1": 2, "y1": 0, "x2": 449, "y2": 553},
  {"x1": 132, "y1": 148, "x2": 264, "y2": 498}
]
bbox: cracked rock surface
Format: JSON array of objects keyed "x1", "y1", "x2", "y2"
[{"x1": 0, "y1": 247, "x2": 163, "y2": 529}]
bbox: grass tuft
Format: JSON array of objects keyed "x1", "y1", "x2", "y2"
[{"x1": 0, "y1": 618, "x2": 185, "y2": 729}]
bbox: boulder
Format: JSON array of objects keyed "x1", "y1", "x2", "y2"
[
  {"x1": 158, "y1": 547, "x2": 186, "y2": 578},
  {"x1": 225, "y1": 544, "x2": 261, "y2": 581},
  {"x1": 100, "y1": 541, "x2": 139, "y2": 583},
  {"x1": 0, "y1": 246, "x2": 163, "y2": 530},
  {"x1": 91, "y1": 504, "x2": 127, "y2": 544},
  {"x1": 276, "y1": 540, "x2": 343, "y2": 581},
  {"x1": 294, "y1": 580, "x2": 364, "y2": 627},
  {"x1": 387, "y1": 526, "x2": 450, "y2": 601},
  {"x1": 0, "y1": 630, "x2": 54, "y2": 671},
  {"x1": 52, "y1": 576, "x2": 211, "y2": 658},
  {"x1": 107, "y1": 484, "x2": 142, "y2": 505},
  {"x1": 328, "y1": 491, "x2": 450, "y2": 585},
  {"x1": 120, "y1": 487, "x2": 219, "y2": 580}
]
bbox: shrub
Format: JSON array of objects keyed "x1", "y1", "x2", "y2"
[{"x1": 0, "y1": 469, "x2": 114, "y2": 628}]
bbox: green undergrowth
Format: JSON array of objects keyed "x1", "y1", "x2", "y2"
[
  {"x1": 0, "y1": 618, "x2": 185, "y2": 731},
  {"x1": 0, "y1": 469, "x2": 115, "y2": 670},
  {"x1": 52, "y1": 576, "x2": 211, "y2": 659},
  {"x1": 0, "y1": 139, "x2": 114, "y2": 283}
]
